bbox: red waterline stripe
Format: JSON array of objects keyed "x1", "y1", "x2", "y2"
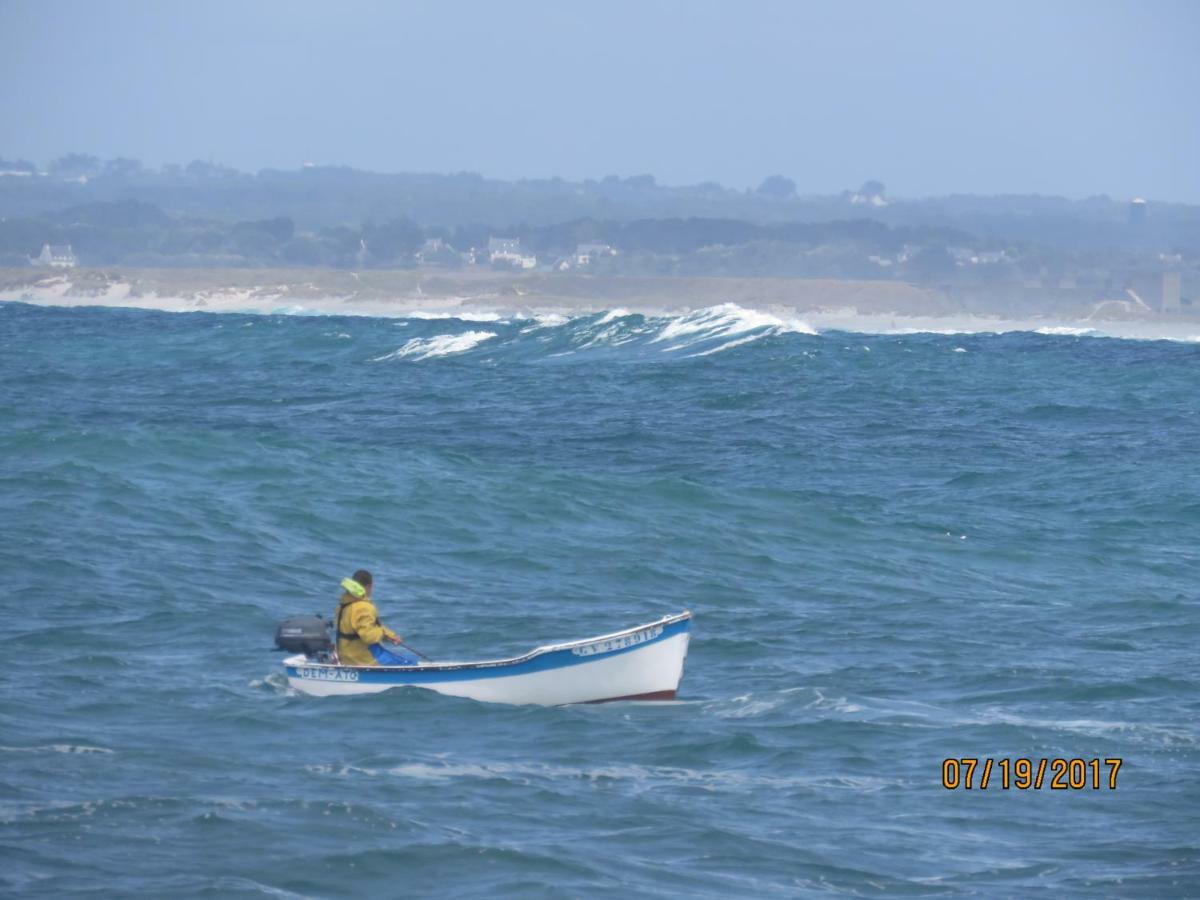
[{"x1": 585, "y1": 689, "x2": 677, "y2": 704}]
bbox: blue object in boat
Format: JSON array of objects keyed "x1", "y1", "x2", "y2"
[{"x1": 370, "y1": 644, "x2": 420, "y2": 665}]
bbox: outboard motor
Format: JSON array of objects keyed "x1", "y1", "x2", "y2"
[{"x1": 275, "y1": 615, "x2": 333, "y2": 656}]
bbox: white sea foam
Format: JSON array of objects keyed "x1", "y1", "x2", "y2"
[
  {"x1": 711, "y1": 688, "x2": 865, "y2": 717},
  {"x1": 717, "y1": 694, "x2": 786, "y2": 717},
  {"x1": 402, "y1": 309, "x2": 505, "y2": 322},
  {"x1": 575, "y1": 320, "x2": 652, "y2": 350},
  {"x1": 805, "y1": 309, "x2": 1200, "y2": 343},
  {"x1": 375, "y1": 303, "x2": 819, "y2": 360},
  {"x1": 685, "y1": 334, "x2": 770, "y2": 358},
  {"x1": 597, "y1": 308, "x2": 632, "y2": 324},
  {"x1": 518, "y1": 313, "x2": 574, "y2": 335},
  {"x1": 305, "y1": 759, "x2": 898, "y2": 792},
  {"x1": 970, "y1": 710, "x2": 1196, "y2": 746},
  {"x1": 372, "y1": 331, "x2": 496, "y2": 361},
  {"x1": 806, "y1": 689, "x2": 864, "y2": 714},
  {"x1": 7, "y1": 277, "x2": 1200, "y2": 344},
  {"x1": 1035, "y1": 326, "x2": 1098, "y2": 337},
  {"x1": 652, "y1": 303, "x2": 816, "y2": 348},
  {"x1": 0, "y1": 744, "x2": 113, "y2": 754}
]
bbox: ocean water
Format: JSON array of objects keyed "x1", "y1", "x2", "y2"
[{"x1": 1, "y1": 300, "x2": 1197, "y2": 898}]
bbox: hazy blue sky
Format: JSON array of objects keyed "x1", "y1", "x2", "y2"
[{"x1": 2, "y1": 0, "x2": 1197, "y2": 201}]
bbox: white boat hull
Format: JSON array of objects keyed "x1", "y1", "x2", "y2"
[{"x1": 283, "y1": 611, "x2": 691, "y2": 706}]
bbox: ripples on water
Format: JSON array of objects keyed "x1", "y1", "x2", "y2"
[{"x1": 1, "y1": 302, "x2": 1197, "y2": 897}]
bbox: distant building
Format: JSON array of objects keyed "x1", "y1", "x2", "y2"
[
  {"x1": 488, "y1": 237, "x2": 536, "y2": 269},
  {"x1": 554, "y1": 242, "x2": 619, "y2": 269},
  {"x1": 1128, "y1": 198, "x2": 1147, "y2": 225},
  {"x1": 572, "y1": 242, "x2": 616, "y2": 267},
  {"x1": 488, "y1": 237, "x2": 520, "y2": 256},
  {"x1": 31, "y1": 243, "x2": 77, "y2": 268},
  {"x1": 847, "y1": 181, "x2": 888, "y2": 207},
  {"x1": 849, "y1": 192, "x2": 888, "y2": 207},
  {"x1": 947, "y1": 246, "x2": 1009, "y2": 266}
]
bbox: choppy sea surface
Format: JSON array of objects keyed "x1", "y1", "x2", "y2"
[{"x1": 1, "y1": 300, "x2": 1197, "y2": 898}]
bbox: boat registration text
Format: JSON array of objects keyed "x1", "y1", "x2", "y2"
[
  {"x1": 571, "y1": 625, "x2": 663, "y2": 657},
  {"x1": 295, "y1": 666, "x2": 360, "y2": 682}
]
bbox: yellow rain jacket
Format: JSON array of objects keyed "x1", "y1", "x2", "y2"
[{"x1": 335, "y1": 578, "x2": 400, "y2": 666}]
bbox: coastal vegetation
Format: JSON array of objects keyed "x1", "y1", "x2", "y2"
[{"x1": 1, "y1": 155, "x2": 1196, "y2": 305}]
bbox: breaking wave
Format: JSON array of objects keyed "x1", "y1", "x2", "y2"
[
  {"x1": 371, "y1": 304, "x2": 817, "y2": 362},
  {"x1": 372, "y1": 330, "x2": 497, "y2": 361},
  {"x1": 362, "y1": 305, "x2": 1200, "y2": 364},
  {"x1": 3, "y1": 295, "x2": 1197, "y2": 898},
  {"x1": 7, "y1": 282, "x2": 1200, "y2": 344}
]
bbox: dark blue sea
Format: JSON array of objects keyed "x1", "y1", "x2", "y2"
[{"x1": 1, "y1": 301, "x2": 1197, "y2": 897}]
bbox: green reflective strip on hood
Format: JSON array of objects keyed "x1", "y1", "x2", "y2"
[{"x1": 340, "y1": 577, "x2": 367, "y2": 599}]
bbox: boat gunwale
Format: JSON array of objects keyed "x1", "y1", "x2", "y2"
[{"x1": 284, "y1": 610, "x2": 692, "y2": 675}]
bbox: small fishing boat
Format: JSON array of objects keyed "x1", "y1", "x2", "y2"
[{"x1": 281, "y1": 611, "x2": 692, "y2": 705}]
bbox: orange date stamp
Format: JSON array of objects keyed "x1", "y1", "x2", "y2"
[{"x1": 941, "y1": 757, "x2": 1122, "y2": 790}]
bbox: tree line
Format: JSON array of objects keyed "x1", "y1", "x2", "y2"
[
  {"x1": 0, "y1": 197, "x2": 1176, "y2": 288},
  {"x1": 3, "y1": 155, "x2": 1197, "y2": 255}
]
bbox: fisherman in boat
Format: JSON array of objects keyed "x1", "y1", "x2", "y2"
[{"x1": 335, "y1": 570, "x2": 418, "y2": 665}]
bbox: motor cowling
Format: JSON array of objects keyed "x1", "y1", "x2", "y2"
[{"x1": 275, "y1": 615, "x2": 333, "y2": 655}]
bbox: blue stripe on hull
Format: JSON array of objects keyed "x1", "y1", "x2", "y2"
[{"x1": 286, "y1": 616, "x2": 690, "y2": 686}]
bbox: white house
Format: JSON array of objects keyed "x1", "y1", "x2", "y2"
[
  {"x1": 488, "y1": 237, "x2": 536, "y2": 269},
  {"x1": 488, "y1": 237, "x2": 520, "y2": 255},
  {"x1": 947, "y1": 247, "x2": 1009, "y2": 266},
  {"x1": 32, "y1": 243, "x2": 77, "y2": 267},
  {"x1": 974, "y1": 250, "x2": 1008, "y2": 265},
  {"x1": 572, "y1": 242, "x2": 616, "y2": 267},
  {"x1": 849, "y1": 192, "x2": 888, "y2": 207}
]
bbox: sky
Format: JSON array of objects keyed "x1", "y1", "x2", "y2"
[{"x1": 2, "y1": 0, "x2": 1198, "y2": 201}]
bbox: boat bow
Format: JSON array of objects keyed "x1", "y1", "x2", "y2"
[{"x1": 284, "y1": 610, "x2": 692, "y2": 705}]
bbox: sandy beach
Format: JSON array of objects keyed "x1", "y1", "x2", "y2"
[
  {"x1": 2, "y1": 267, "x2": 1196, "y2": 341},
  {"x1": 0, "y1": 266, "x2": 947, "y2": 315}
]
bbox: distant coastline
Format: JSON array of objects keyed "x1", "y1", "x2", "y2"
[
  {"x1": 0, "y1": 266, "x2": 944, "y2": 317},
  {"x1": 4, "y1": 267, "x2": 1197, "y2": 343}
]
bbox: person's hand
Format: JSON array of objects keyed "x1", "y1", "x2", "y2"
[{"x1": 387, "y1": 635, "x2": 402, "y2": 645}]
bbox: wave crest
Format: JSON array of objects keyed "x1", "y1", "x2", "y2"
[
  {"x1": 369, "y1": 304, "x2": 817, "y2": 362},
  {"x1": 373, "y1": 330, "x2": 497, "y2": 361}
]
